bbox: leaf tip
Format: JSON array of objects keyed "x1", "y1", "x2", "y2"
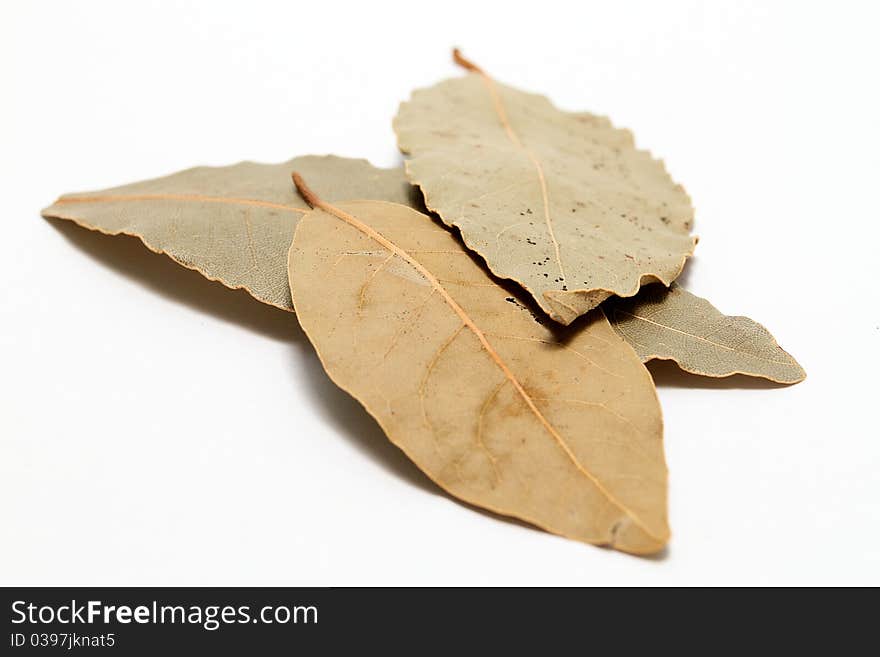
[
  {"x1": 607, "y1": 517, "x2": 670, "y2": 556},
  {"x1": 788, "y1": 362, "x2": 807, "y2": 385}
]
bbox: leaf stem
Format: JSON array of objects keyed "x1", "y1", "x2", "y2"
[
  {"x1": 452, "y1": 48, "x2": 484, "y2": 74},
  {"x1": 292, "y1": 172, "x2": 321, "y2": 209}
]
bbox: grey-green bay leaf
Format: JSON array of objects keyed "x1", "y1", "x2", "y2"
[
  {"x1": 393, "y1": 54, "x2": 696, "y2": 325},
  {"x1": 42, "y1": 156, "x2": 419, "y2": 310},
  {"x1": 288, "y1": 187, "x2": 670, "y2": 555},
  {"x1": 607, "y1": 284, "x2": 805, "y2": 384}
]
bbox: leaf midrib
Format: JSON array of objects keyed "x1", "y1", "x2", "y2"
[
  {"x1": 55, "y1": 193, "x2": 310, "y2": 215},
  {"x1": 614, "y1": 309, "x2": 795, "y2": 367},
  {"x1": 467, "y1": 73, "x2": 568, "y2": 287}
]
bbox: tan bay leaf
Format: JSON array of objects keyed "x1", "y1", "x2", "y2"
[
  {"x1": 607, "y1": 284, "x2": 805, "y2": 384},
  {"x1": 42, "y1": 156, "x2": 419, "y2": 310},
  {"x1": 393, "y1": 50, "x2": 696, "y2": 325},
  {"x1": 288, "y1": 174, "x2": 670, "y2": 555}
]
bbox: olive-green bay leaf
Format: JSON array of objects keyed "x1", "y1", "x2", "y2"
[
  {"x1": 393, "y1": 53, "x2": 696, "y2": 325},
  {"x1": 42, "y1": 156, "x2": 419, "y2": 310},
  {"x1": 607, "y1": 284, "x2": 805, "y2": 384},
  {"x1": 288, "y1": 187, "x2": 669, "y2": 555}
]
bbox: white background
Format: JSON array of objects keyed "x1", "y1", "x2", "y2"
[{"x1": 2, "y1": 1, "x2": 878, "y2": 586}]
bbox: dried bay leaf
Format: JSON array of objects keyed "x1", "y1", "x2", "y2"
[
  {"x1": 394, "y1": 50, "x2": 696, "y2": 325},
  {"x1": 607, "y1": 284, "x2": 805, "y2": 384},
  {"x1": 288, "y1": 175, "x2": 670, "y2": 555},
  {"x1": 42, "y1": 156, "x2": 418, "y2": 310}
]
